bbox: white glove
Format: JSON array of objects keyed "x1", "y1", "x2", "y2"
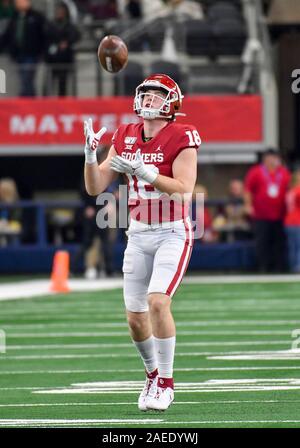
[
  {"x1": 84, "y1": 118, "x2": 107, "y2": 164},
  {"x1": 110, "y1": 149, "x2": 158, "y2": 184}
]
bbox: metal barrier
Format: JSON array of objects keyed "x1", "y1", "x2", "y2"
[
  {"x1": 0, "y1": 197, "x2": 246, "y2": 247},
  {"x1": 0, "y1": 200, "x2": 82, "y2": 247},
  {"x1": 0, "y1": 199, "x2": 256, "y2": 273}
]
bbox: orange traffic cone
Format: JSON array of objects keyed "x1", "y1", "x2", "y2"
[{"x1": 50, "y1": 250, "x2": 70, "y2": 293}]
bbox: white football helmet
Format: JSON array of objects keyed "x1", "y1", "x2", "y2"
[{"x1": 134, "y1": 73, "x2": 184, "y2": 120}]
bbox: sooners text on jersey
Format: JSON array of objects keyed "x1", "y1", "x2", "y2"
[{"x1": 112, "y1": 121, "x2": 201, "y2": 224}]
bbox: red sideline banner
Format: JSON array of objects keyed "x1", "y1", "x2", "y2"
[{"x1": 0, "y1": 96, "x2": 262, "y2": 145}]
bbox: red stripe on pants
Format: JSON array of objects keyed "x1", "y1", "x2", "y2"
[{"x1": 166, "y1": 219, "x2": 193, "y2": 297}]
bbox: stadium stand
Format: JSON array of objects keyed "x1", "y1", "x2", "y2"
[
  {"x1": 149, "y1": 60, "x2": 183, "y2": 90},
  {"x1": 0, "y1": 0, "x2": 259, "y2": 97},
  {"x1": 0, "y1": 0, "x2": 282, "y2": 274},
  {"x1": 114, "y1": 60, "x2": 144, "y2": 96},
  {"x1": 185, "y1": 20, "x2": 214, "y2": 57}
]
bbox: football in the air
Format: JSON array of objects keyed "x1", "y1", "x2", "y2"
[{"x1": 98, "y1": 35, "x2": 128, "y2": 73}]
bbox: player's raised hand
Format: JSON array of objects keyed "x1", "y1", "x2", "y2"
[
  {"x1": 132, "y1": 149, "x2": 158, "y2": 183},
  {"x1": 110, "y1": 149, "x2": 158, "y2": 184},
  {"x1": 110, "y1": 154, "x2": 133, "y2": 174},
  {"x1": 84, "y1": 118, "x2": 107, "y2": 164}
]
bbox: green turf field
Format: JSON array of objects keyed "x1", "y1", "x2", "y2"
[{"x1": 1, "y1": 281, "x2": 300, "y2": 428}]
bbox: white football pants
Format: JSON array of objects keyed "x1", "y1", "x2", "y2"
[{"x1": 122, "y1": 217, "x2": 194, "y2": 312}]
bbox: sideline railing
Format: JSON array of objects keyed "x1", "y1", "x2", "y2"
[
  {"x1": 0, "y1": 198, "x2": 248, "y2": 248},
  {"x1": 0, "y1": 200, "x2": 82, "y2": 247}
]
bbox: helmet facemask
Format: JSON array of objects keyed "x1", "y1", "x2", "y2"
[{"x1": 134, "y1": 84, "x2": 179, "y2": 120}]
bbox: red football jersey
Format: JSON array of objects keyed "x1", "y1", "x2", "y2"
[
  {"x1": 285, "y1": 186, "x2": 300, "y2": 226},
  {"x1": 112, "y1": 121, "x2": 201, "y2": 224},
  {"x1": 244, "y1": 164, "x2": 291, "y2": 221}
]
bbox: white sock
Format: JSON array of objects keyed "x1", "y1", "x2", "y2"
[
  {"x1": 132, "y1": 336, "x2": 157, "y2": 374},
  {"x1": 153, "y1": 336, "x2": 176, "y2": 378}
]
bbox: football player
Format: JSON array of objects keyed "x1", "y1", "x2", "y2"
[{"x1": 84, "y1": 74, "x2": 201, "y2": 411}]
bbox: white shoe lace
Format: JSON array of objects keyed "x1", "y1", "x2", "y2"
[
  {"x1": 138, "y1": 376, "x2": 158, "y2": 411},
  {"x1": 141, "y1": 376, "x2": 157, "y2": 399},
  {"x1": 145, "y1": 386, "x2": 174, "y2": 411},
  {"x1": 155, "y1": 387, "x2": 173, "y2": 402}
]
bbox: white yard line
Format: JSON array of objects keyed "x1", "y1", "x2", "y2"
[
  {"x1": 30, "y1": 378, "x2": 300, "y2": 395},
  {"x1": 0, "y1": 418, "x2": 162, "y2": 426},
  {"x1": 0, "y1": 279, "x2": 124, "y2": 301},
  {"x1": 0, "y1": 399, "x2": 294, "y2": 408},
  {"x1": 6, "y1": 332, "x2": 132, "y2": 337},
  {"x1": 0, "y1": 275, "x2": 299, "y2": 301},
  {"x1": 5, "y1": 340, "x2": 293, "y2": 350},
  {"x1": 179, "y1": 320, "x2": 300, "y2": 326},
  {"x1": 0, "y1": 353, "x2": 140, "y2": 360},
  {"x1": 1, "y1": 349, "x2": 299, "y2": 361},
  {"x1": 162, "y1": 420, "x2": 300, "y2": 425},
  {"x1": 3, "y1": 309, "x2": 300, "y2": 317},
  {"x1": 1, "y1": 323, "x2": 128, "y2": 329},
  {"x1": 0, "y1": 310, "x2": 128, "y2": 317},
  {"x1": 5, "y1": 326, "x2": 291, "y2": 339},
  {"x1": 3, "y1": 300, "x2": 300, "y2": 313},
  {"x1": 0, "y1": 386, "x2": 299, "y2": 394},
  {"x1": 209, "y1": 353, "x2": 300, "y2": 360},
  {"x1": 2, "y1": 320, "x2": 300, "y2": 329},
  {"x1": 0, "y1": 378, "x2": 298, "y2": 393},
  {"x1": 31, "y1": 388, "x2": 300, "y2": 394},
  {"x1": 2, "y1": 347, "x2": 298, "y2": 360},
  {"x1": 1, "y1": 314, "x2": 126, "y2": 320},
  {"x1": 184, "y1": 275, "x2": 300, "y2": 284},
  {"x1": 0, "y1": 418, "x2": 300, "y2": 427},
  {"x1": 3, "y1": 330, "x2": 295, "y2": 337},
  {"x1": 1, "y1": 366, "x2": 300, "y2": 375}
]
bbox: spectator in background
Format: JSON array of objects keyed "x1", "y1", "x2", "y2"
[
  {"x1": 84, "y1": 0, "x2": 119, "y2": 20},
  {"x1": 244, "y1": 149, "x2": 291, "y2": 273},
  {"x1": 267, "y1": 0, "x2": 300, "y2": 24},
  {"x1": 285, "y1": 168, "x2": 300, "y2": 273},
  {"x1": 0, "y1": 0, "x2": 14, "y2": 19},
  {"x1": 166, "y1": 0, "x2": 204, "y2": 20},
  {"x1": 0, "y1": 178, "x2": 22, "y2": 246},
  {"x1": 141, "y1": 0, "x2": 167, "y2": 20},
  {"x1": 126, "y1": 0, "x2": 142, "y2": 19},
  {"x1": 193, "y1": 184, "x2": 218, "y2": 243},
  {"x1": 0, "y1": 0, "x2": 14, "y2": 35},
  {"x1": 0, "y1": 178, "x2": 20, "y2": 218},
  {"x1": 72, "y1": 176, "x2": 118, "y2": 279},
  {"x1": 0, "y1": 0, "x2": 46, "y2": 96},
  {"x1": 61, "y1": 0, "x2": 78, "y2": 24},
  {"x1": 225, "y1": 179, "x2": 251, "y2": 241},
  {"x1": 44, "y1": 1, "x2": 80, "y2": 96}
]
